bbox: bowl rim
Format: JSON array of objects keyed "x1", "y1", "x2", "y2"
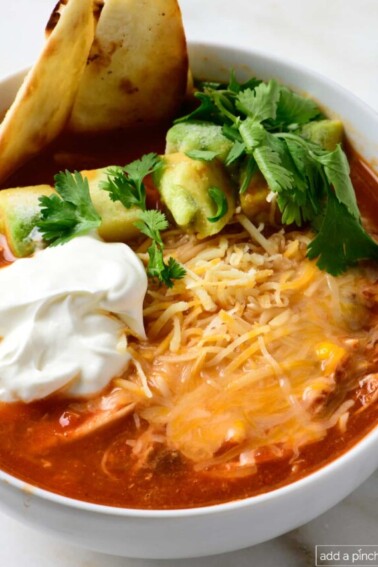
[
  {"x1": 0, "y1": 39, "x2": 377, "y2": 518},
  {"x1": 188, "y1": 40, "x2": 378, "y2": 120}
]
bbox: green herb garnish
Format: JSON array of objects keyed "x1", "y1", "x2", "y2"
[
  {"x1": 37, "y1": 170, "x2": 101, "y2": 246},
  {"x1": 207, "y1": 187, "x2": 228, "y2": 223},
  {"x1": 135, "y1": 210, "x2": 186, "y2": 287},
  {"x1": 175, "y1": 73, "x2": 378, "y2": 274},
  {"x1": 307, "y1": 191, "x2": 378, "y2": 275},
  {"x1": 101, "y1": 153, "x2": 185, "y2": 287},
  {"x1": 101, "y1": 153, "x2": 161, "y2": 211}
]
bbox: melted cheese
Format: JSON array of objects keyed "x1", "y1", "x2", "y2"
[{"x1": 116, "y1": 224, "x2": 374, "y2": 471}]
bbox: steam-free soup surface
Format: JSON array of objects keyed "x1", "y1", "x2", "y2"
[{"x1": 0, "y1": 130, "x2": 377, "y2": 509}]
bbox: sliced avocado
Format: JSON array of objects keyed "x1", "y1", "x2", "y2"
[
  {"x1": 0, "y1": 185, "x2": 54, "y2": 257},
  {"x1": 84, "y1": 168, "x2": 141, "y2": 242},
  {"x1": 154, "y1": 152, "x2": 235, "y2": 238},
  {"x1": 300, "y1": 119, "x2": 343, "y2": 151},
  {"x1": 0, "y1": 168, "x2": 142, "y2": 257},
  {"x1": 166, "y1": 121, "x2": 233, "y2": 163}
]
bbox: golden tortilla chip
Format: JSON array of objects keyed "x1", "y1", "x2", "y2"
[
  {"x1": 0, "y1": 0, "x2": 95, "y2": 184},
  {"x1": 68, "y1": 0, "x2": 188, "y2": 131}
]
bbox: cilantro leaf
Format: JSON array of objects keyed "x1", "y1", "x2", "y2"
[
  {"x1": 174, "y1": 72, "x2": 378, "y2": 275},
  {"x1": 239, "y1": 119, "x2": 266, "y2": 151},
  {"x1": 177, "y1": 73, "x2": 263, "y2": 126},
  {"x1": 185, "y1": 149, "x2": 219, "y2": 161},
  {"x1": 240, "y1": 156, "x2": 258, "y2": 194},
  {"x1": 123, "y1": 153, "x2": 161, "y2": 184},
  {"x1": 236, "y1": 80, "x2": 280, "y2": 123},
  {"x1": 222, "y1": 124, "x2": 246, "y2": 165},
  {"x1": 162, "y1": 256, "x2": 187, "y2": 287},
  {"x1": 147, "y1": 243, "x2": 185, "y2": 288},
  {"x1": 307, "y1": 190, "x2": 378, "y2": 275},
  {"x1": 225, "y1": 140, "x2": 246, "y2": 166},
  {"x1": 100, "y1": 166, "x2": 142, "y2": 209},
  {"x1": 175, "y1": 91, "x2": 223, "y2": 124},
  {"x1": 207, "y1": 187, "x2": 229, "y2": 222},
  {"x1": 101, "y1": 153, "x2": 161, "y2": 211},
  {"x1": 222, "y1": 124, "x2": 243, "y2": 142},
  {"x1": 227, "y1": 71, "x2": 244, "y2": 94},
  {"x1": 312, "y1": 145, "x2": 360, "y2": 219},
  {"x1": 283, "y1": 138, "x2": 322, "y2": 220},
  {"x1": 146, "y1": 240, "x2": 166, "y2": 280},
  {"x1": 228, "y1": 70, "x2": 262, "y2": 94},
  {"x1": 37, "y1": 170, "x2": 101, "y2": 246},
  {"x1": 274, "y1": 87, "x2": 320, "y2": 128},
  {"x1": 135, "y1": 209, "x2": 186, "y2": 287},
  {"x1": 134, "y1": 209, "x2": 168, "y2": 245},
  {"x1": 251, "y1": 134, "x2": 317, "y2": 225},
  {"x1": 253, "y1": 139, "x2": 295, "y2": 194}
]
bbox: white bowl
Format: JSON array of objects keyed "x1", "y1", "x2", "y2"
[{"x1": 0, "y1": 42, "x2": 377, "y2": 560}]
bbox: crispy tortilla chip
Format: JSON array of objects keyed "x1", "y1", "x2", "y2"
[
  {"x1": 68, "y1": 0, "x2": 188, "y2": 131},
  {"x1": 0, "y1": 0, "x2": 95, "y2": 184}
]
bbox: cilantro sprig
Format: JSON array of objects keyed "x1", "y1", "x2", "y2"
[
  {"x1": 37, "y1": 170, "x2": 101, "y2": 246},
  {"x1": 175, "y1": 73, "x2": 378, "y2": 275},
  {"x1": 135, "y1": 210, "x2": 186, "y2": 288},
  {"x1": 37, "y1": 156, "x2": 185, "y2": 288},
  {"x1": 207, "y1": 187, "x2": 228, "y2": 223},
  {"x1": 100, "y1": 153, "x2": 161, "y2": 211},
  {"x1": 102, "y1": 155, "x2": 186, "y2": 287}
]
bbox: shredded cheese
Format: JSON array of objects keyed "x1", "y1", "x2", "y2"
[{"x1": 112, "y1": 226, "x2": 377, "y2": 472}]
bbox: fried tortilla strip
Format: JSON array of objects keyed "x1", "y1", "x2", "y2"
[
  {"x1": 0, "y1": 0, "x2": 95, "y2": 184},
  {"x1": 68, "y1": 0, "x2": 188, "y2": 131}
]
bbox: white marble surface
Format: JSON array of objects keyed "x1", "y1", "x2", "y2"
[{"x1": 0, "y1": 0, "x2": 377, "y2": 565}]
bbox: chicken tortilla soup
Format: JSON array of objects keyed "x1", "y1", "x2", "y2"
[{"x1": 0, "y1": 0, "x2": 377, "y2": 509}]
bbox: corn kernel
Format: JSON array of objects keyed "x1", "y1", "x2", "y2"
[{"x1": 315, "y1": 341, "x2": 346, "y2": 374}]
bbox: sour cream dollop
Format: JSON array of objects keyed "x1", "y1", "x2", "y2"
[{"x1": 0, "y1": 236, "x2": 147, "y2": 403}]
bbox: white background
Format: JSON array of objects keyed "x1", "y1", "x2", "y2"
[{"x1": 0, "y1": 1, "x2": 377, "y2": 565}]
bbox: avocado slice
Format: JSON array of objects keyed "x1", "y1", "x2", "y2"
[
  {"x1": 166, "y1": 121, "x2": 233, "y2": 163},
  {"x1": 84, "y1": 168, "x2": 141, "y2": 242},
  {"x1": 0, "y1": 185, "x2": 54, "y2": 257},
  {"x1": 154, "y1": 152, "x2": 235, "y2": 238},
  {"x1": 1, "y1": 156, "x2": 237, "y2": 256},
  {"x1": 0, "y1": 168, "x2": 142, "y2": 257},
  {"x1": 300, "y1": 119, "x2": 343, "y2": 151}
]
